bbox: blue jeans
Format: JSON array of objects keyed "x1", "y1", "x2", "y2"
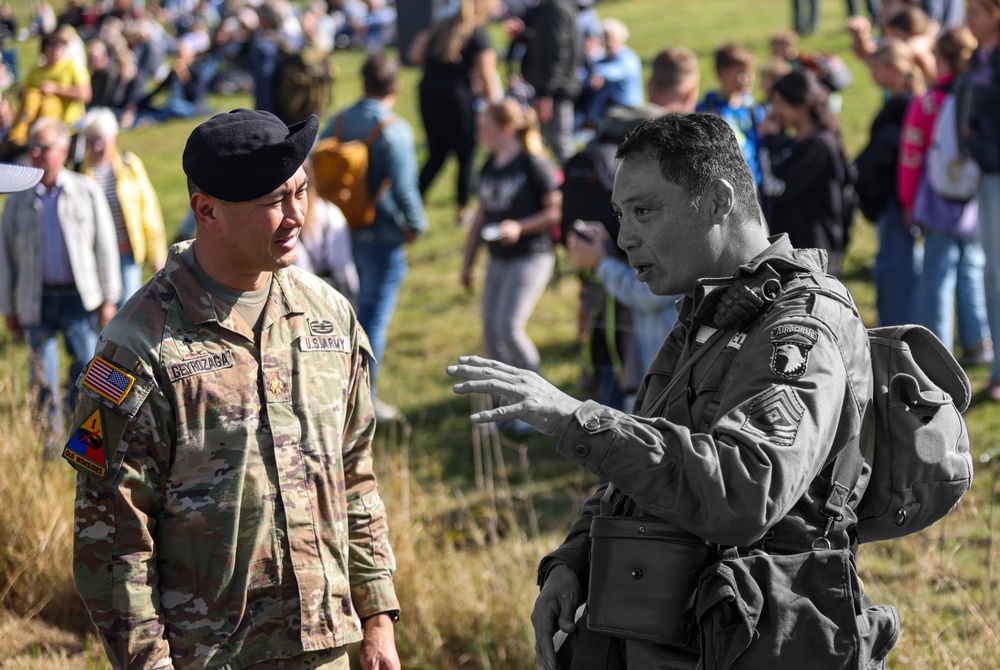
[
  {"x1": 119, "y1": 252, "x2": 143, "y2": 308},
  {"x1": 875, "y1": 201, "x2": 921, "y2": 327},
  {"x1": 917, "y1": 231, "x2": 990, "y2": 354},
  {"x1": 24, "y1": 288, "x2": 98, "y2": 443},
  {"x1": 978, "y1": 174, "x2": 1000, "y2": 382},
  {"x1": 352, "y1": 239, "x2": 407, "y2": 399}
]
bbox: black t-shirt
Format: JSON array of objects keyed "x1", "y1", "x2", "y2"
[
  {"x1": 421, "y1": 27, "x2": 490, "y2": 92},
  {"x1": 479, "y1": 151, "x2": 558, "y2": 259},
  {"x1": 761, "y1": 130, "x2": 845, "y2": 257}
]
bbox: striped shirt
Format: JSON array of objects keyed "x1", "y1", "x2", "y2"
[
  {"x1": 36, "y1": 177, "x2": 75, "y2": 286},
  {"x1": 91, "y1": 163, "x2": 131, "y2": 255}
]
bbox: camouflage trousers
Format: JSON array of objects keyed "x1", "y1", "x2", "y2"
[{"x1": 245, "y1": 647, "x2": 349, "y2": 669}]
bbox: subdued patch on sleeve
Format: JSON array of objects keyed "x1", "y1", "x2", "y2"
[{"x1": 739, "y1": 385, "x2": 805, "y2": 447}]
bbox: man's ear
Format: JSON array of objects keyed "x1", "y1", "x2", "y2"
[
  {"x1": 705, "y1": 178, "x2": 735, "y2": 224},
  {"x1": 190, "y1": 192, "x2": 220, "y2": 231}
]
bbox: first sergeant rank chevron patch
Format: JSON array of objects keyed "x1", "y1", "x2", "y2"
[{"x1": 741, "y1": 385, "x2": 805, "y2": 447}]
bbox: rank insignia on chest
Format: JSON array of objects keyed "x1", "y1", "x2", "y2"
[
  {"x1": 63, "y1": 407, "x2": 109, "y2": 478},
  {"x1": 741, "y1": 385, "x2": 805, "y2": 447},
  {"x1": 82, "y1": 356, "x2": 136, "y2": 405},
  {"x1": 770, "y1": 324, "x2": 819, "y2": 380}
]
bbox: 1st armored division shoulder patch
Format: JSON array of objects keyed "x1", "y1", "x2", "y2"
[{"x1": 63, "y1": 406, "x2": 109, "y2": 478}]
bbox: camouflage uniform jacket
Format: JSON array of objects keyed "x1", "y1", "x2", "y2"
[{"x1": 70, "y1": 242, "x2": 398, "y2": 669}]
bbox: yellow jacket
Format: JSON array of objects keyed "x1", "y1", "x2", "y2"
[{"x1": 83, "y1": 149, "x2": 166, "y2": 268}]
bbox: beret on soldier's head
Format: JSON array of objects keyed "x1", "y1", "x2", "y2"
[{"x1": 182, "y1": 109, "x2": 318, "y2": 202}]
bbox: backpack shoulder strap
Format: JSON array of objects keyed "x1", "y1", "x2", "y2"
[
  {"x1": 364, "y1": 114, "x2": 396, "y2": 147},
  {"x1": 333, "y1": 114, "x2": 344, "y2": 140}
]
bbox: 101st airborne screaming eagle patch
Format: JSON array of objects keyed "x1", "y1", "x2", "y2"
[{"x1": 770, "y1": 324, "x2": 819, "y2": 379}]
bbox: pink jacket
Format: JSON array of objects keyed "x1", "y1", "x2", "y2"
[{"x1": 897, "y1": 75, "x2": 954, "y2": 213}]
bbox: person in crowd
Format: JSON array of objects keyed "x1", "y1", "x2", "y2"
[
  {"x1": 297, "y1": 155, "x2": 360, "y2": 305},
  {"x1": 647, "y1": 46, "x2": 701, "y2": 111},
  {"x1": 246, "y1": 2, "x2": 283, "y2": 115},
  {"x1": 120, "y1": 17, "x2": 168, "y2": 128},
  {"x1": 0, "y1": 118, "x2": 120, "y2": 452},
  {"x1": 793, "y1": 0, "x2": 821, "y2": 35},
  {"x1": 448, "y1": 112, "x2": 896, "y2": 670},
  {"x1": 770, "y1": 30, "x2": 800, "y2": 63},
  {"x1": 8, "y1": 26, "x2": 91, "y2": 150},
  {"x1": 847, "y1": 0, "x2": 931, "y2": 67},
  {"x1": 575, "y1": 18, "x2": 643, "y2": 129},
  {"x1": 856, "y1": 38, "x2": 924, "y2": 324},
  {"x1": 897, "y1": 27, "x2": 992, "y2": 365},
  {"x1": 883, "y1": 6, "x2": 939, "y2": 84},
  {"x1": 697, "y1": 43, "x2": 765, "y2": 184},
  {"x1": 68, "y1": 108, "x2": 401, "y2": 670},
  {"x1": 966, "y1": 0, "x2": 1000, "y2": 400},
  {"x1": 321, "y1": 52, "x2": 427, "y2": 422},
  {"x1": 515, "y1": 0, "x2": 583, "y2": 164},
  {"x1": 409, "y1": 0, "x2": 501, "y2": 227},
  {"x1": 460, "y1": 99, "x2": 560, "y2": 431},
  {"x1": 86, "y1": 39, "x2": 122, "y2": 109},
  {"x1": 132, "y1": 41, "x2": 211, "y2": 124},
  {"x1": 563, "y1": 49, "x2": 697, "y2": 411},
  {"x1": 758, "y1": 69, "x2": 852, "y2": 274},
  {"x1": 80, "y1": 107, "x2": 166, "y2": 305}
]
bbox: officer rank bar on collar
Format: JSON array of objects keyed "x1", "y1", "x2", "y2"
[{"x1": 82, "y1": 355, "x2": 136, "y2": 405}]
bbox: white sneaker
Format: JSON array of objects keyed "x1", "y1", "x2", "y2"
[{"x1": 373, "y1": 398, "x2": 403, "y2": 423}]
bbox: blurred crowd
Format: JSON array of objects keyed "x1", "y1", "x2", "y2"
[
  {"x1": 4, "y1": 0, "x2": 1000, "y2": 451},
  {"x1": 0, "y1": 0, "x2": 397, "y2": 155}
]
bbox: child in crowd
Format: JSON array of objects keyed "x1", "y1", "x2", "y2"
[
  {"x1": 898, "y1": 27, "x2": 991, "y2": 365},
  {"x1": 965, "y1": 0, "x2": 1000, "y2": 400},
  {"x1": 460, "y1": 99, "x2": 560, "y2": 429},
  {"x1": 847, "y1": 0, "x2": 926, "y2": 65},
  {"x1": 759, "y1": 69, "x2": 852, "y2": 274},
  {"x1": 883, "y1": 6, "x2": 939, "y2": 84},
  {"x1": 857, "y1": 38, "x2": 925, "y2": 326},
  {"x1": 697, "y1": 43, "x2": 764, "y2": 184},
  {"x1": 770, "y1": 30, "x2": 800, "y2": 63}
]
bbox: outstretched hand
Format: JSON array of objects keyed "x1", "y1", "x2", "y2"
[{"x1": 446, "y1": 356, "x2": 583, "y2": 437}]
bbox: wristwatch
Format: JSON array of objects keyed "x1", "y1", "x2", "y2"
[{"x1": 362, "y1": 610, "x2": 400, "y2": 624}]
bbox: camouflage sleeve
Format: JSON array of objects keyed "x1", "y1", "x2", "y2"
[
  {"x1": 73, "y1": 372, "x2": 175, "y2": 669},
  {"x1": 342, "y1": 324, "x2": 399, "y2": 620}
]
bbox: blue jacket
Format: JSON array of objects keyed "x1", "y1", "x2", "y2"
[
  {"x1": 322, "y1": 99, "x2": 427, "y2": 246},
  {"x1": 594, "y1": 256, "x2": 677, "y2": 375}
]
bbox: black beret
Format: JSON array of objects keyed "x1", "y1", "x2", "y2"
[{"x1": 182, "y1": 109, "x2": 318, "y2": 202}]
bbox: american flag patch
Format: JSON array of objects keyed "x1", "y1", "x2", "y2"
[{"x1": 82, "y1": 356, "x2": 135, "y2": 405}]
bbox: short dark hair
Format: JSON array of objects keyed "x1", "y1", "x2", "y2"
[
  {"x1": 362, "y1": 52, "x2": 399, "y2": 99},
  {"x1": 616, "y1": 113, "x2": 758, "y2": 219},
  {"x1": 714, "y1": 42, "x2": 754, "y2": 72}
]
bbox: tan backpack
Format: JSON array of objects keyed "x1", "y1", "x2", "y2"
[{"x1": 313, "y1": 115, "x2": 393, "y2": 230}]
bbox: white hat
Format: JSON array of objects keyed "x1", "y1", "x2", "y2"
[{"x1": 0, "y1": 163, "x2": 42, "y2": 193}]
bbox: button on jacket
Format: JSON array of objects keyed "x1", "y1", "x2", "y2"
[{"x1": 72, "y1": 242, "x2": 398, "y2": 669}]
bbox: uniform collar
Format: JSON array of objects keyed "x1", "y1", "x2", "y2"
[
  {"x1": 164, "y1": 240, "x2": 306, "y2": 340},
  {"x1": 685, "y1": 234, "x2": 828, "y2": 323}
]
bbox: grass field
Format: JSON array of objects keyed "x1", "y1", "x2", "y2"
[{"x1": 1, "y1": 0, "x2": 1000, "y2": 667}]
